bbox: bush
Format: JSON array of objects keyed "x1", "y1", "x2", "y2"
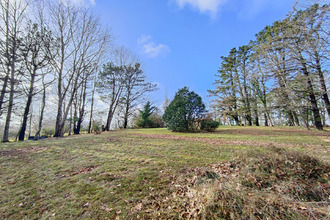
[
  {"x1": 92, "y1": 120, "x2": 102, "y2": 132},
  {"x1": 42, "y1": 128, "x2": 55, "y2": 137},
  {"x1": 201, "y1": 120, "x2": 220, "y2": 132},
  {"x1": 163, "y1": 87, "x2": 205, "y2": 132},
  {"x1": 149, "y1": 114, "x2": 165, "y2": 128},
  {"x1": 135, "y1": 113, "x2": 165, "y2": 128},
  {"x1": 135, "y1": 101, "x2": 165, "y2": 128}
]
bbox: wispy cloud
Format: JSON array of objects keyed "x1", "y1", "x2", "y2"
[
  {"x1": 138, "y1": 35, "x2": 171, "y2": 58},
  {"x1": 172, "y1": 0, "x2": 228, "y2": 18},
  {"x1": 66, "y1": 0, "x2": 95, "y2": 7}
]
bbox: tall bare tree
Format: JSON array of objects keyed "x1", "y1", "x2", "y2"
[
  {"x1": 0, "y1": 0, "x2": 29, "y2": 142},
  {"x1": 46, "y1": 1, "x2": 110, "y2": 137},
  {"x1": 17, "y1": 22, "x2": 54, "y2": 141}
]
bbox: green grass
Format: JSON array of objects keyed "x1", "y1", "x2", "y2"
[{"x1": 0, "y1": 126, "x2": 329, "y2": 219}]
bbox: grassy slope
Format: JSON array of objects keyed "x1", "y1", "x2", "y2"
[{"x1": 0, "y1": 126, "x2": 329, "y2": 219}]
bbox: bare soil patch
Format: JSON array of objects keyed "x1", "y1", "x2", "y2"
[{"x1": 0, "y1": 149, "x2": 25, "y2": 157}]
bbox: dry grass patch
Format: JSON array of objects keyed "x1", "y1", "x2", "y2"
[{"x1": 132, "y1": 147, "x2": 329, "y2": 219}]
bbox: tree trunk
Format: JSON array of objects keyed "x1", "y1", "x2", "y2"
[
  {"x1": 18, "y1": 94, "x2": 33, "y2": 140},
  {"x1": 301, "y1": 57, "x2": 323, "y2": 130},
  {"x1": 18, "y1": 72, "x2": 36, "y2": 141},
  {"x1": 2, "y1": 1, "x2": 15, "y2": 142},
  {"x1": 28, "y1": 108, "x2": 33, "y2": 138},
  {"x1": 315, "y1": 52, "x2": 330, "y2": 119},
  {"x1": 54, "y1": 65, "x2": 64, "y2": 137},
  {"x1": 76, "y1": 117, "x2": 82, "y2": 134},
  {"x1": 293, "y1": 111, "x2": 300, "y2": 127},
  {"x1": 54, "y1": 99, "x2": 63, "y2": 137},
  {"x1": 0, "y1": 74, "x2": 9, "y2": 116},
  {"x1": 75, "y1": 77, "x2": 87, "y2": 134},
  {"x1": 254, "y1": 108, "x2": 259, "y2": 126},
  {"x1": 105, "y1": 106, "x2": 114, "y2": 131},
  {"x1": 2, "y1": 61, "x2": 16, "y2": 142},
  {"x1": 59, "y1": 72, "x2": 81, "y2": 136},
  {"x1": 233, "y1": 115, "x2": 240, "y2": 126},
  {"x1": 34, "y1": 78, "x2": 46, "y2": 140},
  {"x1": 69, "y1": 104, "x2": 73, "y2": 136},
  {"x1": 123, "y1": 112, "x2": 128, "y2": 129},
  {"x1": 123, "y1": 100, "x2": 130, "y2": 129},
  {"x1": 243, "y1": 82, "x2": 252, "y2": 126},
  {"x1": 0, "y1": 1, "x2": 11, "y2": 117},
  {"x1": 264, "y1": 113, "x2": 268, "y2": 126},
  {"x1": 88, "y1": 86, "x2": 95, "y2": 133}
]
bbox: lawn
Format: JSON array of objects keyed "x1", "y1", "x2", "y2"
[{"x1": 0, "y1": 126, "x2": 329, "y2": 219}]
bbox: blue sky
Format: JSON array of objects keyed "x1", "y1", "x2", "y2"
[{"x1": 89, "y1": 0, "x2": 295, "y2": 107}]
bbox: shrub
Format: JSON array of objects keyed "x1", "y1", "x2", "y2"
[
  {"x1": 163, "y1": 87, "x2": 205, "y2": 132},
  {"x1": 136, "y1": 113, "x2": 165, "y2": 128},
  {"x1": 201, "y1": 120, "x2": 220, "y2": 132},
  {"x1": 135, "y1": 101, "x2": 165, "y2": 128},
  {"x1": 92, "y1": 120, "x2": 102, "y2": 132},
  {"x1": 149, "y1": 114, "x2": 165, "y2": 128},
  {"x1": 42, "y1": 128, "x2": 55, "y2": 137}
]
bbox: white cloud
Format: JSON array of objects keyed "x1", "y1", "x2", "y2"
[
  {"x1": 65, "y1": 0, "x2": 95, "y2": 7},
  {"x1": 137, "y1": 35, "x2": 152, "y2": 45},
  {"x1": 173, "y1": 0, "x2": 228, "y2": 17},
  {"x1": 138, "y1": 35, "x2": 171, "y2": 58}
]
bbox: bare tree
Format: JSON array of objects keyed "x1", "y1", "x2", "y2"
[
  {"x1": 0, "y1": 0, "x2": 29, "y2": 142},
  {"x1": 46, "y1": 1, "x2": 110, "y2": 137},
  {"x1": 73, "y1": 65, "x2": 97, "y2": 134},
  {"x1": 17, "y1": 22, "x2": 54, "y2": 141},
  {"x1": 46, "y1": 0, "x2": 77, "y2": 137}
]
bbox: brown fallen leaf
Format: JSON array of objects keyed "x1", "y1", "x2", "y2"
[
  {"x1": 298, "y1": 205, "x2": 307, "y2": 210},
  {"x1": 100, "y1": 204, "x2": 112, "y2": 213},
  {"x1": 83, "y1": 202, "x2": 91, "y2": 207},
  {"x1": 135, "y1": 203, "x2": 143, "y2": 211}
]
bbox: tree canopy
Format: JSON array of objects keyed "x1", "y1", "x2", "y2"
[{"x1": 208, "y1": 3, "x2": 329, "y2": 130}]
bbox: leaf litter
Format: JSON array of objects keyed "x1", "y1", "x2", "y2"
[{"x1": 131, "y1": 147, "x2": 329, "y2": 219}]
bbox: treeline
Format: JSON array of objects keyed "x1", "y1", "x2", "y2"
[
  {"x1": 0, "y1": 0, "x2": 156, "y2": 142},
  {"x1": 209, "y1": 3, "x2": 329, "y2": 130}
]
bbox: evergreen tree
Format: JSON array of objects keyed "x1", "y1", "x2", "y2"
[
  {"x1": 137, "y1": 101, "x2": 156, "y2": 128},
  {"x1": 163, "y1": 87, "x2": 205, "y2": 132}
]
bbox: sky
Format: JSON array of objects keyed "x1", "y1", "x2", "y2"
[{"x1": 86, "y1": 0, "x2": 296, "y2": 108}]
